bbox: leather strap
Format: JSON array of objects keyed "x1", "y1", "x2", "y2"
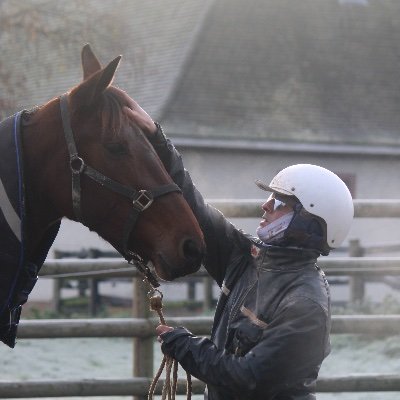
[{"x1": 60, "y1": 94, "x2": 83, "y2": 221}]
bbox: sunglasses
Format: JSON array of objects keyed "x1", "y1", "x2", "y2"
[{"x1": 267, "y1": 193, "x2": 297, "y2": 212}]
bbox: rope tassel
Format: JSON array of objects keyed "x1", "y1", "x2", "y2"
[{"x1": 148, "y1": 291, "x2": 192, "y2": 400}]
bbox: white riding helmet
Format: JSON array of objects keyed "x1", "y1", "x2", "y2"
[{"x1": 256, "y1": 164, "x2": 354, "y2": 249}]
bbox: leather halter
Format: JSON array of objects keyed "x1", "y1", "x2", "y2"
[{"x1": 59, "y1": 94, "x2": 181, "y2": 278}]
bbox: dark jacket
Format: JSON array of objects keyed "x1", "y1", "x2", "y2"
[{"x1": 149, "y1": 126, "x2": 331, "y2": 400}]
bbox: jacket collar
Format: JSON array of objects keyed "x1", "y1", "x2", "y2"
[{"x1": 256, "y1": 243, "x2": 319, "y2": 271}]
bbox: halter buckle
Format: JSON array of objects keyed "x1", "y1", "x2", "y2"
[
  {"x1": 132, "y1": 190, "x2": 154, "y2": 212},
  {"x1": 70, "y1": 155, "x2": 85, "y2": 174}
]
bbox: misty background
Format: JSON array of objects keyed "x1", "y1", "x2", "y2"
[
  {"x1": 1, "y1": 1, "x2": 400, "y2": 399},
  {"x1": 1, "y1": 0, "x2": 399, "y2": 311}
]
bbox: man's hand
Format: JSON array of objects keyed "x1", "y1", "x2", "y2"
[
  {"x1": 111, "y1": 87, "x2": 157, "y2": 136},
  {"x1": 156, "y1": 324, "x2": 174, "y2": 342},
  {"x1": 123, "y1": 104, "x2": 157, "y2": 137}
]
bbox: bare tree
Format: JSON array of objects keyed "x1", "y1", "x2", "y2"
[{"x1": 0, "y1": 0, "x2": 130, "y2": 118}]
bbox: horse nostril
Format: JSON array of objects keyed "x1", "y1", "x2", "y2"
[{"x1": 181, "y1": 238, "x2": 203, "y2": 264}]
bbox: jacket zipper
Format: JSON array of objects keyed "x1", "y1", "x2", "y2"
[{"x1": 227, "y1": 279, "x2": 257, "y2": 329}]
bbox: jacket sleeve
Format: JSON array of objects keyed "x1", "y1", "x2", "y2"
[
  {"x1": 160, "y1": 297, "x2": 328, "y2": 398},
  {"x1": 148, "y1": 125, "x2": 250, "y2": 285}
]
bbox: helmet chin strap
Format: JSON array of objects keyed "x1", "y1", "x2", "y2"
[{"x1": 256, "y1": 212, "x2": 294, "y2": 244}]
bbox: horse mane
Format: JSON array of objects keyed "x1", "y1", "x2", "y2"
[
  {"x1": 99, "y1": 89, "x2": 139, "y2": 140},
  {"x1": 20, "y1": 89, "x2": 139, "y2": 141}
]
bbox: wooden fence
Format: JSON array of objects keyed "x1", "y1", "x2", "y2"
[
  {"x1": 1, "y1": 313, "x2": 400, "y2": 397},
  {"x1": 3, "y1": 374, "x2": 400, "y2": 398},
  {"x1": 2, "y1": 198, "x2": 400, "y2": 398}
]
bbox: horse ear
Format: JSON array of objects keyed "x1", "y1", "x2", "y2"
[
  {"x1": 81, "y1": 44, "x2": 102, "y2": 80},
  {"x1": 71, "y1": 55, "x2": 122, "y2": 109},
  {"x1": 90, "y1": 55, "x2": 122, "y2": 100}
]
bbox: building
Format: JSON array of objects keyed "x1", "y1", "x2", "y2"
[{"x1": 1, "y1": 0, "x2": 400, "y2": 255}]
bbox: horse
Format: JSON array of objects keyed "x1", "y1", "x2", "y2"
[{"x1": 0, "y1": 44, "x2": 205, "y2": 347}]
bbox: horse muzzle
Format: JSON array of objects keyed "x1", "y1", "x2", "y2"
[{"x1": 154, "y1": 237, "x2": 205, "y2": 281}]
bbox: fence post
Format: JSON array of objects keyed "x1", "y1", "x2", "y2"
[
  {"x1": 203, "y1": 276, "x2": 213, "y2": 312},
  {"x1": 52, "y1": 278, "x2": 61, "y2": 313},
  {"x1": 132, "y1": 277, "x2": 153, "y2": 400},
  {"x1": 349, "y1": 239, "x2": 365, "y2": 303},
  {"x1": 89, "y1": 279, "x2": 99, "y2": 316},
  {"x1": 188, "y1": 280, "x2": 196, "y2": 303}
]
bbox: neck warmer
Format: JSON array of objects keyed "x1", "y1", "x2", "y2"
[{"x1": 256, "y1": 211, "x2": 294, "y2": 244}]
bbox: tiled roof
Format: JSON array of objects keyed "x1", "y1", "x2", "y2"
[
  {"x1": 2, "y1": 0, "x2": 400, "y2": 147},
  {"x1": 0, "y1": 0, "x2": 211, "y2": 119},
  {"x1": 161, "y1": 0, "x2": 400, "y2": 146}
]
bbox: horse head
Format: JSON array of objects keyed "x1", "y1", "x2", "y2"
[{"x1": 22, "y1": 45, "x2": 205, "y2": 281}]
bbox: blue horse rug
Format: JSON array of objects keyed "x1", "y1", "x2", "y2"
[{"x1": 0, "y1": 111, "x2": 59, "y2": 348}]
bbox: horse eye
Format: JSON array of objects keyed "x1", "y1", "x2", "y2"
[{"x1": 104, "y1": 142, "x2": 127, "y2": 156}]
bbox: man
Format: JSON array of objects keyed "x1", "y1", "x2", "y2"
[{"x1": 123, "y1": 99, "x2": 354, "y2": 400}]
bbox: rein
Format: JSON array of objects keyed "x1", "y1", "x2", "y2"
[{"x1": 59, "y1": 94, "x2": 181, "y2": 280}]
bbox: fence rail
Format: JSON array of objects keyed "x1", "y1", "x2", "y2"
[
  {"x1": 39, "y1": 256, "x2": 400, "y2": 278},
  {"x1": 16, "y1": 315, "x2": 400, "y2": 338},
  {"x1": 208, "y1": 198, "x2": 400, "y2": 218},
  {"x1": 2, "y1": 374, "x2": 400, "y2": 397}
]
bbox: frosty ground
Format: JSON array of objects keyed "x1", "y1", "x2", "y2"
[
  {"x1": 1, "y1": 333, "x2": 400, "y2": 400},
  {"x1": 2, "y1": 219, "x2": 400, "y2": 399}
]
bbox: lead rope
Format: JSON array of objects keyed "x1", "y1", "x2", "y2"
[
  {"x1": 127, "y1": 255, "x2": 193, "y2": 399},
  {"x1": 147, "y1": 289, "x2": 192, "y2": 400}
]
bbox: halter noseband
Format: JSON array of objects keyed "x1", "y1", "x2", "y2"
[{"x1": 59, "y1": 94, "x2": 181, "y2": 283}]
